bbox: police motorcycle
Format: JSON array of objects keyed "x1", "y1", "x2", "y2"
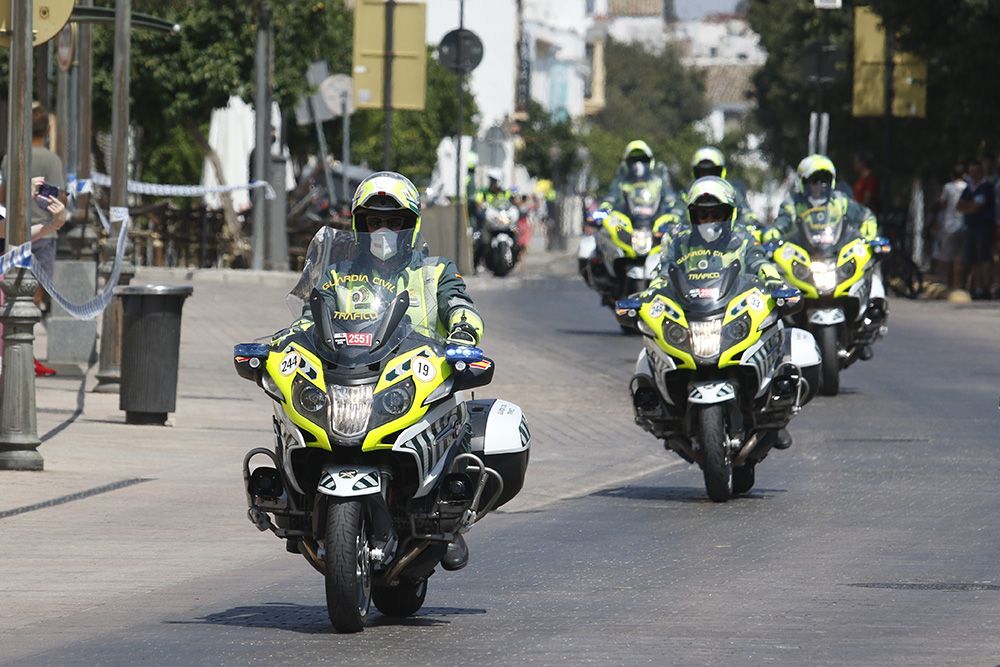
[
  {"x1": 616, "y1": 260, "x2": 821, "y2": 502},
  {"x1": 233, "y1": 229, "x2": 530, "y2": 632},
  {"x1": 582, "y1": 181, "x2": 667, "y2": 330},
  {"x1": 768, "y1": 210, "x2": 891, "y2": 396},
  {"x1": 477, "y1": 198, "x2": 521, "y2": 277}
]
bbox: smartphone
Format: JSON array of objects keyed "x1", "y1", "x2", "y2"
[
  {"x1": 37, "y1": 182, "x2": 60, "y2": 198},
  {"x1": 35, "y1": 182, "x2": 60, "y2": 210}
]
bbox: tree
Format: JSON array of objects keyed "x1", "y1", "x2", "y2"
[
  {"x1": 515, "y1": 99, "x2": 583, "y2": 188},
  {"x1": 748, "y1": 0, "x2": 1000, "y2": 202},
  {"x1": 582, "y1": 38, "x2": 709, "y2": 191}
]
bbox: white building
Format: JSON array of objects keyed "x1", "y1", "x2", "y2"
[{"x1": 425, "y1": 0, "x2": 606, "y2": 193}]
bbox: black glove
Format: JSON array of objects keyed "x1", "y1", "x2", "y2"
[{"x1": 446, "y1": 322, "x2": 478, "y2": 347}]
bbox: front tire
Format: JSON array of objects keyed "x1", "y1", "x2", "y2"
[
  {"x1": 324, "y1": 500, "x2": 372, "y2": 633},
  {"x1": 492, "y1": 241, "x2": 514, "y2": 277},
  {"x1": 373, "y1": 578, "x2": 428, "y2": 618},
  {"x1": 698, "y1": 404, "x2": 732, "y2": 502},
  {"x1": 818, "y1": 325, "x2": 840, "y2": 396}
]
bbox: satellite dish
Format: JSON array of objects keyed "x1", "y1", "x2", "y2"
[
  {"x1": 320, "y1": 75, "x2": 354, "y2": 118},
  {"x1": 0, "y1": 0, "x2": 75, "y2": 47}
]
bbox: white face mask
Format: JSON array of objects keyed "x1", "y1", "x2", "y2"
[
  {"x1": 370, "y1": 229, "x2": 399, "y2": 261},
  {"x1": 696, "y1": 222, "x2": 723, "y2": 243}
]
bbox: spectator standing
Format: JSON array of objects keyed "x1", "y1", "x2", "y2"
[
  {"x1": 0, "y1": 103, "x2": 68, "y2": 376},
  {"x1": 853, "y1": 151, "x2": 880, "y2": 215},
  {"x1": 931, "y1": 163, "x2": 968, "y2": 289},
  {"x1": 957, "y1": 157, "x2": 995, "y2": 299}
]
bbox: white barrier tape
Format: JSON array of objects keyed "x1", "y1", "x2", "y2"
[
  {"x1": 92, "y1": 199, "x2": 112, "y2": 232},
  {"x1": 88, "y1": 172, "x2": 276, "y2": 200},
  {"x1": 0, "y1": 240, "x2": 32, "y2": 274},
  {"x1": 32, "y1": 216, "x2": 131, "y2": 320}
]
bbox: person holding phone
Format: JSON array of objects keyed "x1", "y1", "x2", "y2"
[{"x1": 0, "y1": 102, "x2": 68, "y2": 376}]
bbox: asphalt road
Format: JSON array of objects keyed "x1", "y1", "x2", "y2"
[{"x1": 6, "y1": 271, "x2": 1000, "y2": 666}]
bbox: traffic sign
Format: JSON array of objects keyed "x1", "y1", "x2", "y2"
[
  {"x1": 0, "y1": 0, "x2": 75, "y2": 47},
  {"x1": 438, "y1": 28, "x2": 483, "y2": 75},
  {"x1": 320, "y1": 75, "x2": 354, "y2": 118}
]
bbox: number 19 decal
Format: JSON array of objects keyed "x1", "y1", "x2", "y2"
[{"x1": 413, "y1": 358, "x2": 436, "y2": 382}]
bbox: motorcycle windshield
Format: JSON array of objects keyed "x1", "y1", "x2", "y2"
[
  {"x1": 666, "y1": 261, "x2": 745, "y2": 316},
  {"x1": 625, "y1": 182, "x2": 662, "y2": 225},
  {"x1": 287, "y1": 228, "x2": 441, "y2": 369},
  {"x1": 799, "y1": 206, "x2": 844, "y2": 257}
]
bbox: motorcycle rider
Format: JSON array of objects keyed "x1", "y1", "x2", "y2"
[
  {"x1": 647, "y1": 176, "x2": 793, "y2": 449},
  {"x1": 601, "y1": 139, "x2": 677, "y2": 213},
  {"x1": 291, "y1": 171, "x2": 483, "y2": 570},
  {"x1": 766, "y1": 154, "x2": 886, "y2": 358},
  {"x1": 690, "y1": 146, "x2": 761, "y2": 232},
  {"x1": 654, "y1": 176, "x2": 783, "y2": 290}
]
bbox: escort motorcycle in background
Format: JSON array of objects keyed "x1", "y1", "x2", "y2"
[
  {"x1": 234, "y1": 229, "x2": 530, "y2": 632},
  {"x1": 617, "y1": 262, "x2": 821, "y2": 502},
  {"x1": 581, "y1": 182, "x2": 667, "y2": 331},
  {"x1": 769, "y1": 211, "x2": 891, "y2": 395},
  {"x1": 476, "y1": 202, "x2": 521, "y2": 277}
]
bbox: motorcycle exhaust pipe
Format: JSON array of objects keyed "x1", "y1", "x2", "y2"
[
  {"x1": 733, "y1": 433, "x2": 760, "y2": 467},
  {"x1": 383, "y1": 540, "x2": 430, "y2": 584}
]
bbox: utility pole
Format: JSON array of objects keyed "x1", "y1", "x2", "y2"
[
  {"x1": 252, "y1": 1, "x2": 272, "y2": 271},
  {"x1": 382, "y1": 0, "x2": 396, "y2": 170},
  {"x1": 883, "y1": 24, "x2": 894, "y2": 214},
  {"x1": 454, "y1": 0, "x2": 465, "y2": 232},
  {"x1": 94, "y1": 0, "x2": 136, "y2": 394},
  {"x1": 0, "y1": 0, "x2": 43, "y2": 469}
]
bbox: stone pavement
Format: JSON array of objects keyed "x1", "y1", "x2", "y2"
[{"x1": 0, "y1": 237, "x2": 674, "y2": 649}]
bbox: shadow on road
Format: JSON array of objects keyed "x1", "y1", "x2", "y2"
[
  {"x1": 169, "y1": 603, "x2": 486, "y2": 634},
  {"x1": 555, "y1": 328, "x2": 623, "y2": 338},
  {"x1": 591, "y1": 485, "x2": 786, "y2": 503}
]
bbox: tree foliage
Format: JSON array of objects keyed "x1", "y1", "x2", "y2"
[
  {"x1": 581, "y1": 39, "x2": 710, "y2": 191},
  {"x1": 748, "y1": 0, "x2": 1000, "y2": 199},
  {"x1": 515, "y1": 99, "x2": 584, "y2": 187},
  {"x1": 80, "y1": 0, "x2": 473, "y2": 186}
]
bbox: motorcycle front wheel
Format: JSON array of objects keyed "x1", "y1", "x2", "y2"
[
  {"x1": 324, "y1": 500, "x2": 373, "y2": 632},
  {"x1": 818, "y1": 325, "x2": 840, "y2": 396},
  {"x1": 492, "y1": 243, "x2": 514, "y2": 277},
  {"x1": 698, "y1": 404, "x2": 733, "y2": 502}
]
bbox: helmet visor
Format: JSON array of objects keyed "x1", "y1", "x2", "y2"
[{"x1": 690, "y1": 203, "x2": 733, "y2": 224}]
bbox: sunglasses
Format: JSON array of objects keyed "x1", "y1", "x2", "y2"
[
  {"x1": 366, "y1": 214, "x2": 407, "y2": 231},
  {"x1": 691, "y1": 204, "x2": 731, "y2": 223},
  {"x1": 807, "y1": 174, "x2": 833, "y2": 185}
]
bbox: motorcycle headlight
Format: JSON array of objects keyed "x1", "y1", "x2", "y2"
[
  {"x1": 631, "y1": 229, "x2": 653, "y2": 255},
  {"x1": 690, "y1": 320, "x2": 722, "y2": 359},
  {"x1": 379, "y1": 385, "x2": 411, "y2": 416},
  {"x1": 328, "y1": 384, "x2": 375, "y2": 438},
  {"x1": 811, "y1": 261, "x2": 837, "y2": 293},
  {"x1": 792, "y1": 261, "x2": 811, "y2": 281},
  {"x1": 837, "y1": 258, "x2": 857, "y2": 280},
  {"x1": 723, "y1": 314, "x2": 750, "y2": 342},
  {"x1": 299, "y1": 385, "x2": 327, "y2": 413},
  {"x1": 664, "y1": 321, "x2": 689, "y2": 348}
]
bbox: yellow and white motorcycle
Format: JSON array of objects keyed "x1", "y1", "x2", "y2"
[
  {"x1": 617, "y1": 261, "x2": 820, "y2": 501},
  {"x1": 769, "y1": 210, "x2": 890, "y2": 395},
  {"x1": 234, "y1": 229, "x2": 530, "y2": 632},
  {"x1": 581, "y1": 181, "x2": 674, "y2": 329}
]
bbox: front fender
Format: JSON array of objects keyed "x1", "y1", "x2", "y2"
[{"x1": 317, "y1": 464, "x2": 382, "y2": 497}]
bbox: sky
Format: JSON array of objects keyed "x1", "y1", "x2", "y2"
[{"x1": 675, "y1": 0, "x2": 740, "y2": 20}]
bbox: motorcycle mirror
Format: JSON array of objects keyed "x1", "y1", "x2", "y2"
[
  {"x1": 233, "y1": 343, "x2": 269, "y2": 384},
  {"x1": 762, "y1": 240, "x2": 781, "y2": 256},
  {"x1": 869, "y1": 236, "x2": 892, "y2": 255},
  {"x1": 614, "y1": 298, "x2": 642, "y2": 329},
  {"x1": 770, "y1": 287, "x2": 803, "y2": 315},
  {"x1": 449, "y1": 355, "x2": 495, "y2": 392}
]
